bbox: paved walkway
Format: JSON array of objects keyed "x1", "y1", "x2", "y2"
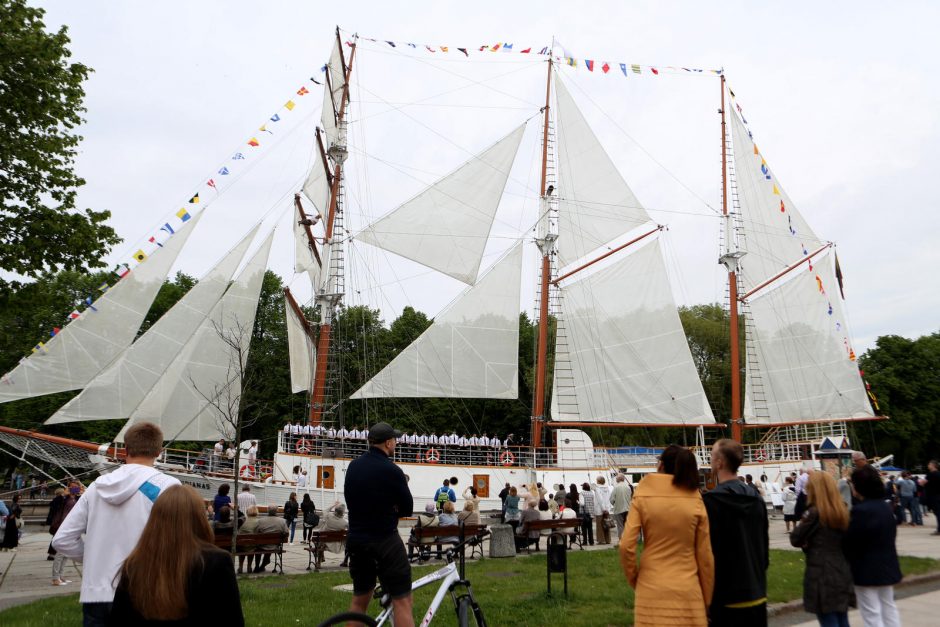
[{"x1": 767, "y1": 511, "x2": 940, "y2": 560}]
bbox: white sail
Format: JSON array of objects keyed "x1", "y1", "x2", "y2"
[
  {"x1": 743, "y1": 251, "x2": 872, "y2": 424},
  {"x1": 293, "y1": 201, "x2": 324, "y2": 292},
  {"x1": 302, "y1": 157, "x2": 331, "y2": 216},
  {"x1": 0, "y1": 212, "x2": 202, "y2": 404},
  {"x1": 356, "y1": 124, "x2": 525, "y2": 285},
  {"x1": 285, "y1": 295, "x2": 316, "y2": 394},
  {"x1": 117, "y1": 230, "x2": 274, "y2": 443},
  {"x1": 550, "y1": 239, "x2": 714, "y2": 425},
  {"x1": 320, "y1": 38, "x2": 346, "y2": 150},
  {"x1": 554, "y1": 78, "x2": 652, "y2": 267},
  {"x1": 46, "y1": 225, "x2": 259, "y2": 424},
  {"x1": 730, "y1": 109, "x2": 825, "y2": 291},
  {"x1": 350, "y1": 242, "x2": 523, "y2": 399}
]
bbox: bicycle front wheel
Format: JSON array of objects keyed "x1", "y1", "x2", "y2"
[
  {"x1": 316, "y1": 611, "x2": 378, "y2": 627},
  {"x1": 456, "y1": 596, "x2": 486, "y2": 627}
]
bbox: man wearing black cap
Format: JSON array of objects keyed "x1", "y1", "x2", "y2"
[{"x1": 345, "y1": 422, "x2": 415, "y2": 626}]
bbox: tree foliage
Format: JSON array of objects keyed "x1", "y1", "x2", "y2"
[
  {"x1": 0, "y1": 0, "x2": 120, "y2": 279},
  {"x1": 854, "y1": 332, "x2": 940, "y2": 468}
]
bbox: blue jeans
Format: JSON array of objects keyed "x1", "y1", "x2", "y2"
[
  {"x1": 287, "y1": 518, "x2": 297, "y2": 542},
  {"x1": 911, "y1": 497, "x2": 924, "y2": 525},
  {"x1": 83, "y1": 603, "x2": 112, "y2": 627},
  {"x1": 817, "y1": 611, "x2": 849, "y2": 627}
]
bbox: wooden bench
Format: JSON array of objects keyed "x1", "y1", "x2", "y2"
[
  {"x1": 409, "y1": 523, "x2": 487, "y2": 560},
  {"x1": 305, "y1": 529, "x2": 349, "y2": 571},
  {"x1": 518, "y1": 518, "x2": 583, "y2": 552},
  {"x1": 212, "y1": 531, "x2": 287, "y2": 574}
]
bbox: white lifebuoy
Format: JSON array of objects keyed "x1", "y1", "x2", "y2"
[
  {"x1": 425, "y1": 448, "x2": 441, "y2": 463},
  {"x1": 500, "y1": 450, "x2": 515, "y2": 466},
  {"x1": 296, "y1": 438, "x2": 312, "y2": 454}
]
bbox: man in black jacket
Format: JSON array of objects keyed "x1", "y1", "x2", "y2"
[
  {"x1": 703, "y1": 439, "x2": 769, "y2": 627},
  {"x1": 345, "y1": 422, "x2": 415, "y2": 626}
]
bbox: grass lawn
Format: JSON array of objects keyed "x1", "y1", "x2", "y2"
[{"x1": 2, "y1": 550, "x2": 938, "y2": 626}]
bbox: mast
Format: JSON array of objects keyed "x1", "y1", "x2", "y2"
[
  {"x1": 310, "y1": 28, "x2": 356, "y2": 425},
  {"x1": 718, "y1": 74, "x2": 744, "y2": 442},
  {"x1": 531, "y1": 56, "x2": 554, "y2": 449}
]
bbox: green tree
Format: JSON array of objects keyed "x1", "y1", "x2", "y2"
[
  {"x1": 0, "y1": 0, "x2": 120, "y2": 279},
  {"x1": 854, "y1": 332, "x2": 940, "y2": 468}
]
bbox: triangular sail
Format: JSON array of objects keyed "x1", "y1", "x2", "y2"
[
  {"x1": 285, "y1": 296, "x2": 316, "y2": 394},
  {"x1": 320, "y1": 38, "x2": 346, "y2": 151},
  {"x1": 350, "y1": 242, "x2": 523, "y2": 399},
  {"x1": 45, "y1": 225, "x2": 259, "y2": 424},
  {"x1": 0, "y1": 212, "x2": 202, "y2": 404},
  {"x1": 116, "y1": 230, "x2": 275, "y2": 443},
  {"x1": 729, "y1": 109, "x2": 824, "y2": 290},
  {"x1": 550, "y1": 239, "x2": 714, "y2": 424},
  {"x1": 356, "y1": 124, "x2": 526, "y2": 285},
  {"x1": 743, "y1": 251, "x2": 873, "y2": 424},
  {"x1": 554, "y1": 77, "x2": 652, "y2": 267}
]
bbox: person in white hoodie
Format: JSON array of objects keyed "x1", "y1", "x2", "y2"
[{"x1": 52, "y1": 422, "x2": 180, "y2": 626}]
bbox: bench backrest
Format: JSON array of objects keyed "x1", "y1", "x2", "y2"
[
  {"x1": 212, "y1": 531, "x2": 287, "y2": 549},
  {"x1": 412, "y1": 524, "x2": 486, "y2": 539},
  {"x1": 524, "y1": 518, "x2": 580, "y2": 530},
  {"x1": 310, "y1": 529, "x2": 348, "y2": 542}
]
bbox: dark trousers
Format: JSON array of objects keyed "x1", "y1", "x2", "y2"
[
  {"x1": 709, "y1": 602, "x2": 767, "y2": 627},
  {"x1": 83, "y1": 603, "x2": 112, "y2": 627},
  {"x1": 580, "y1": 513, "x2": 594, "y2": 545},
  {"x1": 816, "y1": 611, "x2": 849, "y2": 627}
]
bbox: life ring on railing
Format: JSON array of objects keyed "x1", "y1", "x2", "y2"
[
  {"x1": 500, "y1": 450, "x2": 515, "y2": 466},
  {"x1": 425, "y1": 448, "x2": 441, "y2": 463},
  {"x1": 239, "y1": 464, "x2": 254, "y2": 478},
  {"x1": 296, "y1": 438, "x2": 312, "y2": 454},
  {"x1": 755, "y1": 448, "x2": 766, "y2": 462}
]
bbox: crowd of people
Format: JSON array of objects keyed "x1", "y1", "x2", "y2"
[
  {"x1": 281, "y1": 422, "x2": 520, "y2": 465},
  {"x1": 19, "y1": 417, "x2": 940, "y2": 626}
]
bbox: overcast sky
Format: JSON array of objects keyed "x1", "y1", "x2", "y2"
[{"x1": 36, "y1": 0, "x2": 939, "y2": 354}]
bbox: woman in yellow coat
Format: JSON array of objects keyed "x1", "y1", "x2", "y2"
[{"x1": 620, "y1": 445, "x2": 714, "y2": 626}]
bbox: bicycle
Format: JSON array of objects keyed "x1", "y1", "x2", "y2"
[{"x1": 317, "y1": 530, "x2": 489, "y2": 627}]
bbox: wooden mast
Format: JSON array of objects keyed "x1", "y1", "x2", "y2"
[
  {"x1": 720, "y1": 74, "x2": 743, "y2": 442},
  {"x1": 531, "y1": 56, "x2": 554, "y2": 449},
  {"x1": 309, "y1": 28, "x2": 356, "y2": 426}
]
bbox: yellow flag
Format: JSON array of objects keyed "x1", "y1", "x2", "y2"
[
  {"x1": 772, "y1": 185, "x2": 780, "y2": 195},
  {"x1": 133, "y1": 250, "x2": 147, "y2": 262},
  {"x1": 753, "y1": 143, "x2": 759, "y2": 155},
  {"x1": 285, "y1": 100, "x2": 296, "y2": 111}
]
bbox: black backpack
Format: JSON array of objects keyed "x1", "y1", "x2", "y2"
[{"x1": 304, "y1": 508, "x2": 320, "y2": 527}]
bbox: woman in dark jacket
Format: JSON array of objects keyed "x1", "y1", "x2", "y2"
[
  {"x1": 844, "y1": 465, "x2": 902, "y2": 627},
  {"x1": 109, "y1": 485, "x2": 243, "y2": 625},
  {"x1": 283, "y1": 492, "x2": 299, "y2": 544},
  {"x1": 790, "y1": 472, "x2": 853, "y2": 627},
  {"x1": 300, "y1": 494, "x2": 318, "y2": 544}
]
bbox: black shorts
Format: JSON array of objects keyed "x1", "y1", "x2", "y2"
[{"x1": 348, "y1": 533, "x2": 412, "y2": 599}]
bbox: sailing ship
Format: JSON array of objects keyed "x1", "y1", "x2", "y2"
[{"x1": 0, "y1": 29, "x2": 878, "y2": 510}]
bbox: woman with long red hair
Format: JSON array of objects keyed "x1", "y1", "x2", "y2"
[{"x1": 109, "y1": 485, "x2": 243, "y2": 625}]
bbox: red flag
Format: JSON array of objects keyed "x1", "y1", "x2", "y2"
[
  {"x1": 207, "y1": 179, "x2": 217, "y2": 190},
  {"x1": 780, "y1": 199, "x2": 785, "y2": 213},
  {"x1": 520, "y1": 47, "x2": 531, "y2": 53},
  {"x1": 602, "y1": 62, "x2": 610, "y2": 74},
  {"x1": 651, "y1": 67, "x2": 659, "y2": 75},
  {"x1": 248, "y1": 138, "x2": 260, "y2": 147},
  {"x1": 585, "y1": 59, "x2": 594, "y2": 72},
  {"x1": 297, "y1": 86, "x2": 309, "y2": 96}
]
